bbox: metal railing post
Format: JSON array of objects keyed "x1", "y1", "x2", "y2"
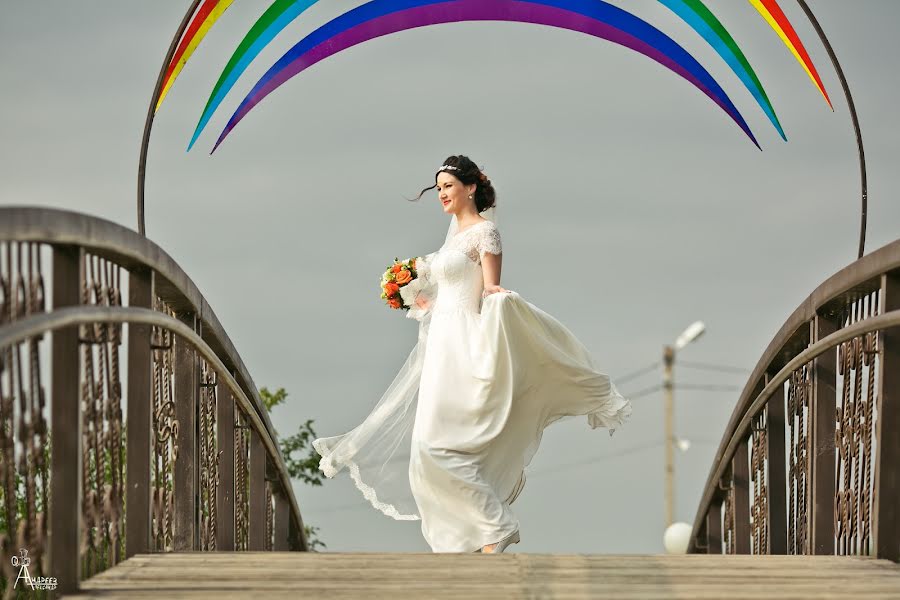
[
  {"x1": 48, "y1": 246, "x2": 83, "y2": 594},
  {"x1": 125, "y1": 267, "x2": 153, "y2": 558},
  {"x1": 249, "y1": 432, "x2": 268, "y2": 550},
  {"x1": 732, "y1": 441, "x2": 751, "y2": 553},
  {"x1": 874, "y1": 272, "x2": 900, "y2": 560},
  {"x1": 810, "y1": 315, "x2": 837, "y2": 554},
  {"x1": 765, "y1": 372, "x2": 788, "y2": 554},
  {"x1": 173, "y1": 312, "x2": 198, "y2": 551},
  {"x1": 706, "y1": 502, "x2": 722, "y2": 554},
  {"x1": 216, "y1": 378, "x2": 236, "y2": 551}
]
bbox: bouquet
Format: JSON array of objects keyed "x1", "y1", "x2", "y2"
[{"x1": 380, "y1": 257, "x2": 424, "y2": 310}]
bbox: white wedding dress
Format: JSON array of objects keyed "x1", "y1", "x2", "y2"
[{"x1": 313, "y1": 219, "x2": 631, "y2": 552}]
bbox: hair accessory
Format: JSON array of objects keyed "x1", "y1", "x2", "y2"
[{"x1": 438, "y1": 165, "x2": 460, "y2": 172}]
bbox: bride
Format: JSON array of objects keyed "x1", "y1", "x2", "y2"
[{"x1": 313, "y1": 155, "x2": 631, "y2": 553}]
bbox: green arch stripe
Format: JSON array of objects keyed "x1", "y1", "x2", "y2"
[{"x1": 659, "y1": 0, "x2": 786, "y2": 140}]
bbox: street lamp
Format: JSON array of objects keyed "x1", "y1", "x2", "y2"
[
  {"x1": 674, "y1": 321, "x2": 706, "y2": 351},
  {"x1": 663, "y1": 320, "x2": 705, "y2": 549}
]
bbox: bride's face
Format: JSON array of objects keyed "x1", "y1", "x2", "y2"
[{"x1": 436, "y1": 172, "x2": 475, "y2": 215}]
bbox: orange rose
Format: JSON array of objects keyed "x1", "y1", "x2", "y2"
[
  {"x1": 391, "y1": 264, "x2": 402, "y2": 273},
  {"x1": 384, "y1": 282, "x2": 399, "y2": 296},
  {"x1": 388, "y1": 297, "x2": 402, "y2": 309},
  {"x1": 394, "y1": 270, "x2": 412, "y2": 285}
]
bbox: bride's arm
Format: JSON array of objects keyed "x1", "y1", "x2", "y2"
[
  {"x1": 482, "y1": 251, "x2": 509, "y2": 296},
  {"x1": 479, "y1": 222, "x2": 508, "y2": 296}
]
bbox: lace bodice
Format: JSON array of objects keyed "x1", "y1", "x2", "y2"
[
  {"x1": 410, "y1": 220, "x2": 502, "y2": 318},
  {"x1": 444, "y1": 220, "x2": 502, "y2": 263}
]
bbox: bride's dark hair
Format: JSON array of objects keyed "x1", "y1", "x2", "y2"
[{"x1": 413, "y1": 155, "x2": 497, "y2": 213}]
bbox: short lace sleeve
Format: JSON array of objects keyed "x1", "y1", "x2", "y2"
[{"x1": 476, "y1": 222, "x2": 502, "y2": 257}]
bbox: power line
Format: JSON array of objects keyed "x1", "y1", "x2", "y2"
[
  {"x1": 677, "y1": 384, "x2": 743, "y2": 392},
  {"x1": 616, "y1": 362, "x2": 660, "y2": 385},
  {"x1": 528, "y1": 441, "x2": 662, "y2": 476},
  {"x1": 528, "y1": 437, "x2": 721, "y2": 477},
  {"x1": 622, "y1": 383, "x2": 742, "y2": 400},
  {"x1": 615, "y1": 360, "x2": 749, "y2": 389},
  {"x1": 678, "y1": 360, "x2": 750, "y2": 374},
  {"x1": 622, "y1": 384, "x2": 662, "y2": 399}
]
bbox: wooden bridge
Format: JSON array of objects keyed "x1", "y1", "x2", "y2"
[
  {"x1": 69, "y1": 553, "x2": 900, "y2": 599},
  {"x1": 1, "y1": 207, "x2": 898, "y2": 598}
]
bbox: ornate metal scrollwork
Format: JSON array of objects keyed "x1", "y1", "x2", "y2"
[
  {"x1": 750, "y1": 411, "x2": 768, "y2": 555},
  {"x1": 234, "y1": 412, "x2": 250, "y2": 551},
  {"x1": 79, "y1": 254, "x2": 125, "y2": 577},
  {"x1": 835, "y1": 292, "x2": 879, "y2": 556},
  {"x1": 151, "y1": 298, "x2": 178, "y2": 552},
  {"x1": 199, "y1": 360, "x2": 220, "y2": 551},
  {"x1": 265, "y1": 483, "x2": 274, "y2": 552},
  {"x1": 787, "y1": 365, "x2": 811, "y2": 555},
  {"x1": 0, "y1": 241, "x2": 50, "y2": 592},
  {"x1": 720, "y1": 473, "x2": 735, "y2": 555}
]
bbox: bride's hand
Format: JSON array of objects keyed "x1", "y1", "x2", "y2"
[{"x1": 483, "y1": 284, "x2": 509, "y2": 297}]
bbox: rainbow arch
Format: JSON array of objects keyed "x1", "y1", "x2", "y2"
[
  {"x1": 156, "y1": 0, "x2": 236, "y2": 112},
  {"x1": 749, "y1": 0, "x2": 832, "y2": 109},
  {"x1": 154, "y1": 0, "x2": 834, "y2": 153},
  {"x1": 209, "y1": 0, "x2": 760, "y2": 153},
  {"x1": 659, "y1": 0, "x2": 786, "y2": 141},
  {"x1": 188, "y1": 0, "x2": 323, "y2": 151}
]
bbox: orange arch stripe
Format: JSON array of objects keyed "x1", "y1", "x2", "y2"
[
  {"x1": 156, "y1": 0, "x2": 236, "y2": 112},
  {"x1": 749, "y1": 0, "x2": 831, "y2": 109}
]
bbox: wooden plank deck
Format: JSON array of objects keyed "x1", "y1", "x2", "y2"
[{"x1": 66, "y1": 553, "x2": 900, "y2": 599}]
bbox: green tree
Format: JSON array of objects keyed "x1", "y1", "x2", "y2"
[{"x1": 259, "y1": 387, "x2": 326, "y2": 551}]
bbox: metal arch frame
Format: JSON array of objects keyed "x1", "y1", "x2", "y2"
[
  {"x1": 0, "y1": 304, "x2": 307, "y2": 549},
  {"x1": 136, "y1": 2, "x2": 869, "y2": 259},
  {"x1": 796, "y1": 0, "x2": 868, "y2": 259},
  {"x1": 137, "y1": 0, "x2": 202, "y2": 237}
]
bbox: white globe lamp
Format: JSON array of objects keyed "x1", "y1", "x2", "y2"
[{"x1": 663, "y1": 521, "x2": 693, "y2": 554}]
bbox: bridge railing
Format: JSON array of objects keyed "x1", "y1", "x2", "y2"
[
  {"x1": 0, "y1": 207, "x2": 307, "y2": 596},
  {"x1": 690, "y1": 237, "x2": 900, "y2": 561}
]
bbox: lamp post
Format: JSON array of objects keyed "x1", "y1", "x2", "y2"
[
  {"x1": 663, "y1": 321, "x2": 705, "y2": 531},
  {"x1": 663, "y1": 344, "x2": 676, "y2": 529}
]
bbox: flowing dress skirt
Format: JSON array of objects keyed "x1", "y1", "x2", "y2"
[{"x1": 314, "y1": 291, "x2": 630, "y2": 552}]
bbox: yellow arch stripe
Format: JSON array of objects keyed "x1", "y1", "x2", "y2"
[
  {"x1": 156, "y1": 0, "x2": 236, "y2": 112},
  {"x1": 748, "y1": 0, "x2": 828, "y2": 105}
]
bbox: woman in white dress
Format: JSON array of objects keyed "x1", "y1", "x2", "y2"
[{"x1": 313, "y1": 155, "x2": 631, "y2": 553}]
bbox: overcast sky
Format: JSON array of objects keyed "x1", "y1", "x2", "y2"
[{"x1": 2, "y1": 1, "x2": 899, "y2": 554}]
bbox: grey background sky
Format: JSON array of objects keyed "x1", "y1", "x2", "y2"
[{"x1": 2, "y1": 1, "x2": 898, "y2": 553}]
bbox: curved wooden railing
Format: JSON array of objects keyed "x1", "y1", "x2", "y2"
[
  {"x1": 0, "y1": 207, "x2": 307, "y2": 596},
  {"x1": 690, "y1": 237, "x2": 900, "y2": 561}
]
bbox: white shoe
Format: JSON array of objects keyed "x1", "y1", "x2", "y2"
[{"x1": 482, "y1": 530, "x2": 520, "y2": 554}]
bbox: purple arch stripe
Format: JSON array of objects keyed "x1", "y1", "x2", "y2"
[{"x1": 212, "y1": 0, "x2": 758, "y2": 152}]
